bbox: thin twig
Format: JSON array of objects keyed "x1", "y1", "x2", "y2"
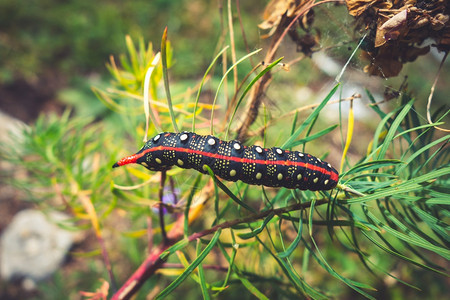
[
  {"x1": 228, "y1": 0, "x2": 238, "y2": 94},
  {"x1": 162, "y1": 263, "x2": 229, "y2": 272},
  {"x1": 159, "y1": 171, "x2": 168, "y2": 242},
  {"x1": 147, "y1": 213, "x2": 153, "y2": 254},
  {"x1": 223, "y1": 62, "x2": 263, "y2": 126},
  {"x1": 252, "y1": 94, "x2": 361, "y2": 135},
  {"x1": 427, "y1": 51, "x2": 449, "y2": 132},
  {"x1": 339, "y1": 184, "x2": 366, "y2": 197},
  {"x1": 236, "y1": 0, "x2": 254, "y2": 66},
  {"x1": 161, "y1": 27, "x2": 179, "y2": 133},
  {"x1": 236, "y1": 0, "x2": 343, "y2": 140},
  {"x1": 186, "y1": 199, "x2": 328, "y2": 243}
]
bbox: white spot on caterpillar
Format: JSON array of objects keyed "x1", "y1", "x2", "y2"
[
  {"x1": 298, "y1": 153, "x2": 304, "y2": 157},
  {"x1": 155, "y1": 158, "x2": 162, "y2": 164},
  {"x1": 313, "y1": 177, "x2": 319, "y2": 183},
  {"x1": 153, "y1": 134, "x2": 161, "y2": 142},
  {"x1": 233, "y1": 142, "x2": 241, "y2": 150},
  {"x1": 229, "y1": 169, "x2": 237, "y2": 177},
  {"x1": 180, "y1": 133, "x2": 188, "y2": 141},
  {"x1": 276, "y1": 148, "x2": 283, "y2": 155},
  {"x1": 297, "y1": 173, "x2": 302, "y2": 180},
  {"x1": 327, "y1": 163, "x2": 331, "y2": 168},
  {"x1": 208, "y1": 138, "x2": 216, "y2": 146},
  {"x1": 324, "y1": 179, "x2": 329, "y2": 185},
  {"x1": 255, "y1": 146, "x2": 263, "y2": 154},
  {"x1": 177, "y1": 159, "x2": 184, "y2": 166},
  {"x1": 277, "y1": 173, "x2": 283, "y2": 180},
  {"x1": 317, "y1": 158, "x2": 322, "y2": 163},
  {"x1": 256, "y1": 172, "x2": 262, "y2": 180}
]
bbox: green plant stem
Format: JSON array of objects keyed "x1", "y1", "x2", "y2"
[{"x1": 161, "y1": 27, "x2": 179, "y2": 132}]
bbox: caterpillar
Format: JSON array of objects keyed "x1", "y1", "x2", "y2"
[{"x1": 113, "y1": 132, "x2": 339, "y2": 191}]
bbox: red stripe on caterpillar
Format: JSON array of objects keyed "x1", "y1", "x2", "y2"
[{"x1": 113, "y1": 132, "x2": 339, "y2": 191}]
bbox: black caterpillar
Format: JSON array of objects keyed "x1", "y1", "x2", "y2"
[{"x1": 113, "y1": 132, "x2": 339, "y2": 191}]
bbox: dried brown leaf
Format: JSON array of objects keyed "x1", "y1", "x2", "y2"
[
  {"x1": 375, "y1": 9, "x2": 409, "y2": 47},
  {"x1": 346, "y1": 0, "x2": 450, "y2": 77},
  {"x1": 345, "y1": 0, "x2": 392, "y2": 17},
  {"x1": 259, "y1": 0, "x2": 301, "y2": 30},
  {"x1": 363, "y1": 50, "x2": 403, "y2": 77}
]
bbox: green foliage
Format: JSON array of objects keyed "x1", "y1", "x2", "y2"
[
  {"x1": 100, "y1": 38, "x2": 449, "y2": 298},
  {"x1": 3, "y1": 111, "x2": 116, "y2": 213}
]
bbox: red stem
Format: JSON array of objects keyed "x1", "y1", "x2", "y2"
[{"x1": 111, "y1": 199, "x2": 326, "y2": 299}]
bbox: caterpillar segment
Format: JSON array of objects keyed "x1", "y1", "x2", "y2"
[{"x1": 113, "y1": 132, "x2": 339, "y2": 191}]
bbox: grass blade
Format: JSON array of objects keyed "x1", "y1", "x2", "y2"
[
  {"x1": 342, "y1": 160, "x2": 404, "y2": 177},
  {"x1": 225, "y1": 57, "x2": 283, "y2": 138},
  {"x1": 161, "y1": 27, "x2": 179, "y2": 132},
  {"x1": 156, "y1": 230, "x2": 221, "y2": 299},
  {"x1": 396, "y1": 134, "x2": 450, "y2": 174},
  {"x1": 343, "y1": 167, "x2": 450, "y2": 204},
  {"x1": 277, "y1": 211, "x2": 303, "y2": 258},
  {"x1": 361, "y1": 230, "x2": 447, "y2": 275},
  {"x1": 238, "y1": 212, "x2": 275, "y2": 239},
  {"x1": 235, "y1": 276, "x2": 269, "y2": 300},
  {"x1": 377, "y1": 99, "x2": 414, "y2": 160},
  {"x1": 288, "y1": 124, "x2": 338, "y2": 147},
  {"x1": 196, "y1": 239, "x2": 211, "y2": 300},
  {"x1": 184, "y1": 174, "x2": 203, "y2": 237},
  {"x1": 340, "y1": 98, "x2": 354, "y2": 173},
  {"x1": 203, "y1": 165, "x2": 255, "y2": 212},
  {"x1": 365, "y1": 209, "x2": 450, "y2": 259},
  {"x1": 282, "y1": 84, "x2": 339, "y2": 149},
  {"x1": 210, "y1": 48, "x2": 262, "y2": 135},
  {"x1": 192, "y1": 46, "x2": 229, "y2": 132}
]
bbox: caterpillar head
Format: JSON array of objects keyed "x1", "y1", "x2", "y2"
[{"x1": 112, "y1": 140, "x2": 170, "y2": 172}]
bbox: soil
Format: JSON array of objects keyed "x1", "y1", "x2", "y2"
[{"x1": 0, "y1": 73, "x2": 65, "y2": 123}]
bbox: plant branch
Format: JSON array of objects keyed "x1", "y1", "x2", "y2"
[
  {"x1": 235, "y1": 0, "x2": 344, "y2": 140},
  {"x1": 159, "y1": 171, "x2": 168, "y2": 242},
  {"x1": 111, "y1": 198, "x2": 328, "y2": 299}
]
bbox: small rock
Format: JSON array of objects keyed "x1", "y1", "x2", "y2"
[{"x1": 0, "y1": 209, "x2": 74, "y2": 282}]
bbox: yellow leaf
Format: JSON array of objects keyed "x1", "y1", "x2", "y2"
[
  {"x1": 156, "y1": 268, "x2": 184, "y2": 276},
  {"x1": 340, "y1": 99, "x2": 354, "y2": 173}
]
